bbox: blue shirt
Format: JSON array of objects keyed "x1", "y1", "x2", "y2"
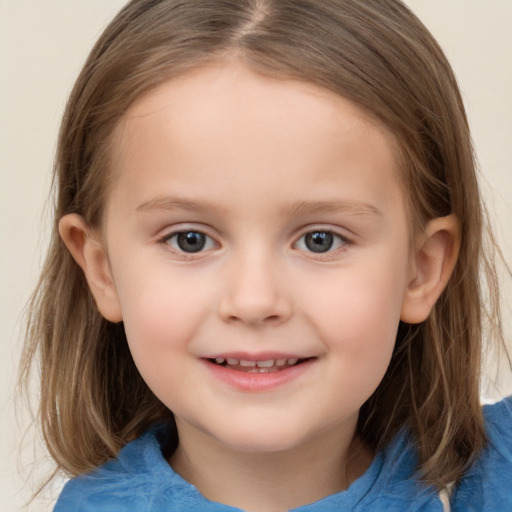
[{"x1": 54, "y1": 397, "x2": 512, "y2": 511}]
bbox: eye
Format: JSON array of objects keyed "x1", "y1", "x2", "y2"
[
  {"x1": 164, "y1": 230, "x2": 216, "y2": 253},
  {"x1": 295, "y1": 230, "x2": 348, "y2": 254}
]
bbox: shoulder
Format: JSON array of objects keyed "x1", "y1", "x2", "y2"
[
  {"x1": 451, "y1": 396, "x2": 512, "y2": 511},
  {"x1": 53, "y1": 426, "x2": 211, "y2": 512},
  {"x1": 483, "y1": 395, "x2": 512, "y2": 456},
  {"x1": 364, "y1": 397, "x2": 512, "y2": 511}
]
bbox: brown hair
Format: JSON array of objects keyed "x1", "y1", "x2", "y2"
[{"x1": 21, "y1": 0, "x2": 505, "y2": 490}]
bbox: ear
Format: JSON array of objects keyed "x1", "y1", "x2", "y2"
[
  {"x1": 59, "y1": 214, "x2": 123, "y2": 322},
  {"x1": 400, "y1": 214, "x2": 460, "y2": 324}
]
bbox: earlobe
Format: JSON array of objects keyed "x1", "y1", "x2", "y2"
[
  {"x1": 400, "y1": 214, "x2": 460, "y2": 324},
  {"x1": 59, "y1": 214, "x2": 123, "y2": 323}
]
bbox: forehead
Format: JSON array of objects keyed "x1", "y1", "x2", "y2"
[
  {"x1": 113, "y1": 60, "x2": 395, "y2": 159},
  {"x1": 106, "y1": 60, "x2": 404, "y2": 219}
]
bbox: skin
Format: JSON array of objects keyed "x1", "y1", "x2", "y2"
[{"x1": 60, "y1": 60, "x2": 460, "y2": 512}]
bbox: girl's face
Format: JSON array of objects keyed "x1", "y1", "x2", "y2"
[{"x1": 102, "y1": 62, "x2": 416, "y2": 455}]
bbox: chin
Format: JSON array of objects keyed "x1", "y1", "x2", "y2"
[{"x1": 211, "y1": 423, "x2": 314, "y2": 455}]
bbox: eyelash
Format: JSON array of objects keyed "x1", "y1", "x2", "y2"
[
  {"x1": 159, "y1": 230, "x2": 217, "y2": 255},
  {"x1": 294, "y1": 230, "x2": 350, "y2": 255},
  {"x1": 158, "y1": 228, "x2": 351, "y2": 257}
]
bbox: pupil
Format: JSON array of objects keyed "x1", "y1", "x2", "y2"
[
  {"x1": 177, "y1": 232, "x2": 206, "y2": 253},
  {"x1": 305, "y1": 232, "x2": 333, "y2": 253}
]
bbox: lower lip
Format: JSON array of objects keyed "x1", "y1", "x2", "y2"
[{"x1": 203, "y1": 359, "x2": 314, "y2": 392}]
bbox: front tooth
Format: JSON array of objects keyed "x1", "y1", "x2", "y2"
[
  {"x1": 239, "y1": 360, "x2": 256, "y2": 367},
  {"x1": 287, "y1": 358, "x2": 299, "y2": 365},
  {"x1": 215, "y1": 357, "x2": 226, "y2": 364},
  {"x1": 226, "y1": 358, "x2": 240, "y2": 365},
  {"x1": 256, "y1": 360, "x2": 275, "y2": 368},
  {"x1": 276, "y1": 359, "x2": 287, "y2": 367}
]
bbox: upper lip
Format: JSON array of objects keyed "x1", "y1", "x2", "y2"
[{"x1": 202, "y1": 352, "x2": 310, "y2": 362}]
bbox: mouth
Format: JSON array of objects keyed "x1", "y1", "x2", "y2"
[
  {"x1": 203, "y1": 354, "x2": 316, "y2": 391},
  {"x1": 207, "y1": 357, "x2": 312, "y2": 373}
]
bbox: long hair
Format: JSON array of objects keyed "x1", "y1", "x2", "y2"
[{"x1": 21, "y1": 0, "x2": 504, "y2": 489}]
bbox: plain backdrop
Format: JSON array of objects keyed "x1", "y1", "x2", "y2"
[{"x1": 1, "y1": 1, "x2": 511, "y2": 510}]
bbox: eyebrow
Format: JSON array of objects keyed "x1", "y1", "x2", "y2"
[
  {"x1": 289, "y1": 199, "x2": 383, "y2": 218},
  {"x1": 136, "y1": 195, "x2": 382, "y2": 218},
  {"x1": 136, "y1": 196, "x2": 229, "y2": 214}
]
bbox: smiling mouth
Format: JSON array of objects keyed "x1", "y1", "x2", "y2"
[{"x1": 207, "y1": 357, "x2": 311, "y2": 373}]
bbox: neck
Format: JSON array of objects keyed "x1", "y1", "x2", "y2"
[{"x1": 169, "y1": 421, "x2": 373, "y2": 512}]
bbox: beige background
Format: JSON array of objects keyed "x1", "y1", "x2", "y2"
[{"x1": 1, "y1": 1, "x2": 511, "y2": 510}]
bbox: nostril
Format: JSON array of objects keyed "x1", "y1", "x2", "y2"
[
  {"x1": 218, "y1": 287, "x2": 293, "y2": 326},
  {"x1": 224, "y1": 312, "x2": 283, "y2": 325}
]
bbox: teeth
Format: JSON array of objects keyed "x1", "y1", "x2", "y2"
[
  {"x1": 214, "y1": 357, "x2": 304, "y2": 368},
  {"x1": 256, "y1": 360, "x2": 275, "y2": 368}
]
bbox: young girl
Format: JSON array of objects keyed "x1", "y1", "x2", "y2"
[{"x1": 22, "y1": 0, "x2": 512, "y2": 510}]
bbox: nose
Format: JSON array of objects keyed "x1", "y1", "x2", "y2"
[{"x1": 218, "y1": 249, "x2": 293, "y2": 327}]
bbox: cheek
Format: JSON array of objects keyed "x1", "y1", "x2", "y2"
[
  {"x1": 301, "y1": 254, "x2": 408, "y2": 375},
  {"x1": 114, "y1": 272, "x2": 207, "y2": 406},
  {"x1": 313, "y1": 283, "x2": 402, "y2": 411},
  {"x1": 308, "y1": 265, "x2": 405, "y2": 335},
  {"x1": 113, "y1": 264, "x2": 209, "y2": 360}
]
